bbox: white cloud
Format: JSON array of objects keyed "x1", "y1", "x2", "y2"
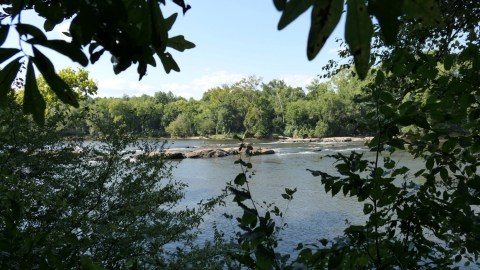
[
  {"x1": 97, "y1": 78, "x2": 156, "y2": 97},
  {"x1": 159, "y1": 70, "x2": 244, "y2": 99},
  {"x1": 280, "y1": 74, "x2": 315, "y2": 89},
  {"x1": 95, "y1": 71, "x2": 245, "y2": 100}
]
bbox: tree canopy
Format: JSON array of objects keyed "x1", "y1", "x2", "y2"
[
  {"x1": 1, "y1": 0, "x2": 480, "y2": 269},
  {"x1": 0, "y1": 0, "x2": 194, "y2": 124}
]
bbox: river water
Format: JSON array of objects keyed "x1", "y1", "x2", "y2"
[{"x1": 167, "y1": 139, "x2": 422, "y2": 255}]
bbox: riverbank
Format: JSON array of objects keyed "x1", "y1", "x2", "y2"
[{"x1": 166, "y1": 135, "x2": 373, "y2": 143}]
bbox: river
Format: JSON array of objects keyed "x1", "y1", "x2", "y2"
[{"x1": 167, "y1": 139, "x2": 422, "y2": 255}]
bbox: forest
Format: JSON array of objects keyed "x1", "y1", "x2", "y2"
[
  {"x1": 40, "y1": 68, "x2": 371, "y2": 139},
  {"x1": 1, "y1": 0, "x2": 479, "y2": 269}
]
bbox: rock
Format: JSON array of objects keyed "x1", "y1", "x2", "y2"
[
  {"x1": 164, "y1": 151, "x2": 185, "y2": 159},
  {"x1": 151, "y1": 146, "x2": 275, "y2": 159},
  {"x1": 251, "y1": 148, "x2": 275, "y2": 155}
]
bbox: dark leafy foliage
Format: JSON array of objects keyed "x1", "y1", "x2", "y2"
[
  {"x1": 0, "y1": 94, "x2": 225, "y2": 269},
  {"x1": 0, "y1": 0, "x2": 194, "y2": 124}
]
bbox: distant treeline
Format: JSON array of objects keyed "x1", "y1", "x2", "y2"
[{"x1": 59, "y1": 71, "x2": 374, "y2": 138}]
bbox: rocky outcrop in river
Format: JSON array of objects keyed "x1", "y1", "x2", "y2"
[{"x1": 156, "y1": 146, "x2": 275, "y2": 160}]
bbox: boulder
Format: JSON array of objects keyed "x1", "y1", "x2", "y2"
[
  {"x1": 251, "y1": 148, "x2": 275, "y2": 155},
  {"x1": 164, "y1": 151, "x2": 186, "y2": 159}
]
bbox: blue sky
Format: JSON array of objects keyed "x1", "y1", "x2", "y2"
[{"x1": 7, "y1": 0, "x2": 345, "y2": 99}]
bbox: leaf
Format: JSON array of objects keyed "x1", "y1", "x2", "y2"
[
  {"x1": 23, "y1": 60, "x2": 46, "y2": 125},
  {"x1": 403, "y1": 0, "x2": 443, "y2": 26},
  {"x1": 363, "y1": 203, "x2": 373, "y2": 214},
  {"x1": 278, "y1": 0, "x2": 315, "y2": 30},
  {"x1": 328, "y1": 252, "x2": 343, "y2": 269},
  {"x1": 392, "y1": 166, "x2": 409, "y2": 177},
  {"x1": 368, "y1": 0, "x2": 402, "y2": 45},
  {"x1": 442, "y1": 138, "x2": 457, "y2": 153},
  {"x1": 0, "y1": 25, "x2": 10, "y2": 46},
  {"x1": 255, "y1": 245, "x2": 275, "y2": 270},
  {"x1": 16, "y1": 24, "x2": 47, "y2": 41},
  {"x1": 167, "y1": 35, "x2": 196, "y2": 52},
  {"x1": 229, "y1": 187, "x2": 251, "y2": 202},
  {"x1": 306, "y1": 0, "x2": 344, "y2": 60},
  {"x1": 149, "y1": 0, "x2": 168, "y2": 50},
  {"x1": 0, "y1": 58, "x2": 21, "y2": 107},
  {"x1": 285, "y1": 187, "x2": 297, "y2": 195},
  {"x1": 165, "y1": 13, "x2": 178, "y2": 31},
  {"x1": 444, "y1": 54, "x2": 454, "y2": 70},
  {"x1": 345, "y1": 0, "x2": 373, "y2": 80},
  {"x1": 159, "y1": 52, "x2": 180, "y2": 73},
  {"x1": 28, "y1": 39, "x2": 88, "y2": 66},
  {"x1": 273, "y1": 0, "x2": 287, "y2": 11},
  {"x1": 375, "y1": 69, "x2": 385, "y2": 84},
  {"x1": 0, "y1": 48, "x2": 20, "y2": 63},
  {"x1": 32, "y1": 47, "x2": 79, "y2": 107},
  {"x1": 379, "y1": 92, "x2": 395, "y2": 106},
  {"x1": 234, "y1": 173, "x2": 247, "y2": 186},
  {"x1": 80, "y1": 257, "x2": 104, "y2": 270},
  {"x1": 331, "y1": 182, "x2": 342, "y2": 196},
  {"x1": 43, "y1": 20, "x2": 56, "y2": 32},
  {"x1": 439, "y1": 167, "x2": 449, "y2": 181}
]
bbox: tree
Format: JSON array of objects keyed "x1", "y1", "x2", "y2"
[
  {"x1": 290, "y1": 0, "x2": 480, "y2": 269},
  {"x1": 0, "y1": 0, "x2": 194, "y2": 124},
  {"x1": 226, "y1": 0, "x2": 480, "y2": 269},
  {"x1": 0, "y1": 92, "x2": 225, "y2": 269}
]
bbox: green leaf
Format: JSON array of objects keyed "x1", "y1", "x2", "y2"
[
  {"x1": 32, "y1": 47, "x2": 79, "y2": 107},
  {"x1": 165, "y1": 13, "x2": 178, "y2": 31},
  {"x1": 331, "y1": 182, "x2": 342, "y2": 196},
  {"x1": 0, "y1": 25, "x2": 10, "y2": 46},
  {"x1": 363, "y1": 203, "x2": 373, "y2": 214},
  {"x1": 426, "y1": 157, "x2": 434, "y2": 170},
  {"x1": 444, "y1": 54, "x2": 454, "y2": 70},
  {"x1": 28, "y1": 39, "x2": 88, "y2": 66},
  {"x1": 439, "y1": 167, "x2": 449, "y2": 181},
  {"x1": 0, "y1": 48, "x2": 20, "y2": 63},
  {"x1": 255, "y1": 245, "x2": 275, "y2": 270},
  {"x1": 273, "y1": 0, "x2": 286, "y2": 11},
  {"x1": 403, "y1": 0, "x2": 443, "y2": 26},
  {"x1": 375, "y1": 69, "x2": 385, "y2": 84},
  {"x1": 379, "y1": 90, "x2": 395, "y2": 104},
  {"x1": 306, "y1": 0, "x2": 344, "y2": 60},
  {"x1": 16, "y1": 24, "x2": 47, "y2": 41},
  {"x1": 379, "y1": 105, "x2": 395, "y2": 117},
  {"x1": 345, "y1": 0, "x2": 373, "y2": 79},
  {"x1": 167, "y1": 35, "x2": 196, "y2": 52},
  {"x1": 149, "y1": 0, "x2": 168, "y2": 50},
  {"x1": 80, "y1": 257, "x2": 104, "y2": 270},
  {"x1": 0, "y1": 58, "x2": 21, "y2": 107},
  {"x1": 24, "y1": 60, "x2": 46, "y2": 126},
  {"x1": 229, "y1": 187, "x2": 251, "y2": 202},
  {"x1": 234, "y1": 173, "x2": 247, "y2": 186},
  {"x1": 278, "y1": 0, "x2": 315, "y2": 30},
  {"x1": 43, "y1": 20, "x2": 56, "y2": 32},
  {"x1": 392, "y1": 166, "x2": 409, "y2": 177},
  {"x1": 442, "y1": 138, "x2": 457, "y2": 153},
  {"x1": 285, "y1": 187, "x2": 297, "y2": 196},
  {"x1": 159, "y1": 52, "x2": 180, "y2": 73},
  {"x1": 368, "y1": 0, "x2": 402, "y2": 45},
  {"x1": 328, "y1": 252, "x2": 343, "y2": 269}
]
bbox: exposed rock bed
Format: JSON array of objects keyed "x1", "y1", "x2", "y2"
[
  {"x1": 281, "y1": 136, "x2": 373, "y2": 143},
  {"x1": 155, "y1": 147, "x2": 275, "y2": 160}
]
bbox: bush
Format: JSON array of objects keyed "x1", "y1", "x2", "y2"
[{"x1": 0, "y1": 98, "x2": 220, "y2": 269}]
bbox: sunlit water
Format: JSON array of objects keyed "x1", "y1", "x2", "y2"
[{"x1": 168, "y1": 140, "x2": 424, "y2": 255}]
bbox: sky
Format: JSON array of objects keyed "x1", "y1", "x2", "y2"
[{"x1": 5, "y1": 0, "x2": 345, "y2": 100}]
